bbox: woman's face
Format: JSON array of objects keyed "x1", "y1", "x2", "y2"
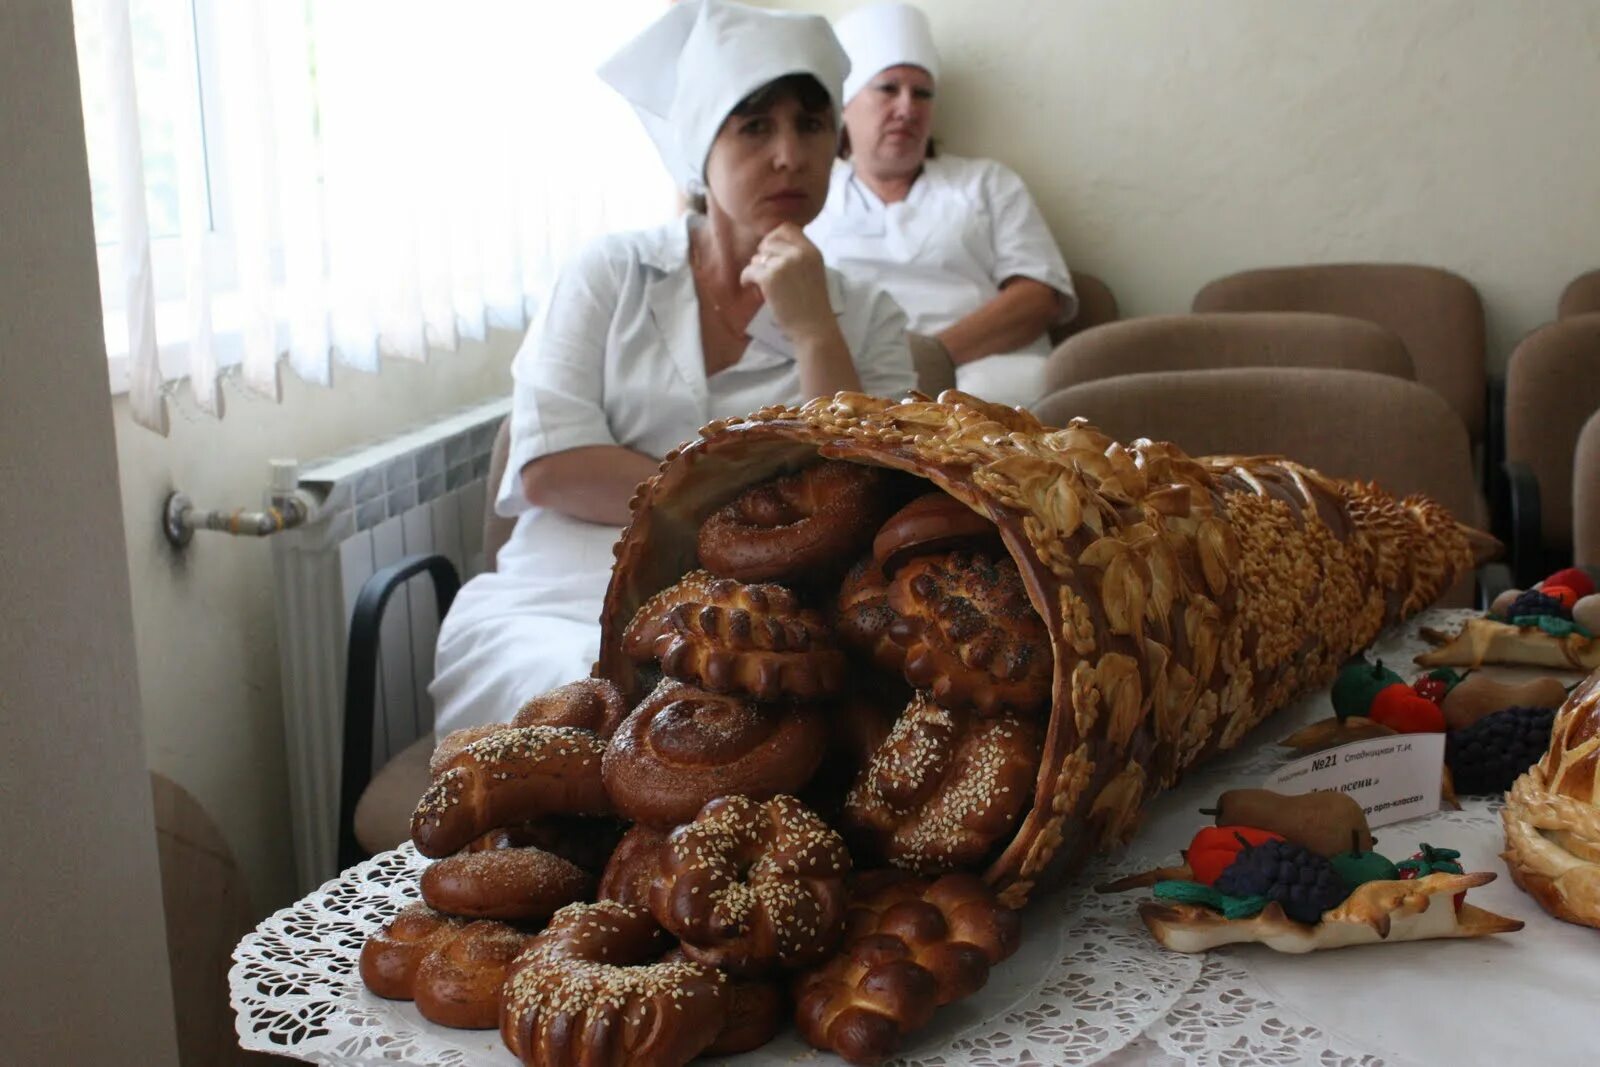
[
  {"x1": 703, "y1": 94, "x2": 837, "y2": 235},
  {"x1": 842, "y1": 64, "x2": 935, "y2": 180}
]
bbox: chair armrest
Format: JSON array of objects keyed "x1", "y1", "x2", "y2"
[
  {"x1": 338, "y1": 553, "x2": 461, "y2": 870},
  {"x1": 1501, "y1": 460, "x2": 1543, "y2": 589}
]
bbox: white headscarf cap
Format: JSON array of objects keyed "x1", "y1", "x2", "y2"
[
  {"x1": 835, "y1": 3, "x2": 941, "y2": 104},
  {"x1": 598, "y1": 0, "x2": 849, "y2": 187}
]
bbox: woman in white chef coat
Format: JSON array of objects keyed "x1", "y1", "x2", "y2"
[
  {"x1": 428, "y1": 0, "x2": 917, "y2": 736},
  {"x1": 807, "y1": 2, "x2": 1075, "y2": 409}
]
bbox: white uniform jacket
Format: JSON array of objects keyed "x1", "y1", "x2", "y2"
[
  {"x1": 430, "y1": 218, "x2": 917, "y2": 735},
  {"x1": 808, "y1": 155, "x2": 1075, "y2": 406}
]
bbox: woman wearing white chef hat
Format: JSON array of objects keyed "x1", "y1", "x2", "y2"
[
  {"x1": 429, "y1": 0, "x2": 917, "y2": 736},
  {"x1": 807, "y1": 2, "x2": 1077, "y2": 409}
]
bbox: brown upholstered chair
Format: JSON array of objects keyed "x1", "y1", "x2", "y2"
[
  {"x1": 151, "y1": 772, "x2": 275, "y2": 1065},
  {"x1": 1034, "y1": 367, "x2": 1487, "y2": 606},
  {"x1": 1193, "y1": 263, "x2": 1487, "y2": 444},
  {"x1": 1559, "y1": 270, "x2": 1600, "y2": 319},
  {"x1": 1042, "y1": 311, "x2": 1413, "y2": 397},
  {"x1": 1576, "y1": 409, "x2": 1600, "y2": 568},
  {"x1": 1500, "y1": 315, "x2": 1600, "y2": 582},
  {"x1": 1048, "y1": 268, "x2": 1119, "y2": 346}
]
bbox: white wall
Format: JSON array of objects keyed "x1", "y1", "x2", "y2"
[
  {"x1": 772, "y1": 0, "x2": 1600, "y2": 367},
  {"x1": 115, "y1": 342, "x2": 512, "y2": 912},
  {"x1": 1, "y1": 3, "x2": 179, "y2": 1061}
]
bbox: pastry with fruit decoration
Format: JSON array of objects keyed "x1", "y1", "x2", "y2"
[
  {"x1": 1099, "y1": 789, "x2": 1522, "y2": 954},
  {"x1": 1417, "y1": 567, "x2": 1600, "y2": 670}
]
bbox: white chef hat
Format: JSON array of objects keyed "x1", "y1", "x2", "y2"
[
  {"x1": 598, "y1": 0, "x2": 850, "y2": 188},
  {"x1": 835, "y1": 2, "x2": 941, "y2": 105}
]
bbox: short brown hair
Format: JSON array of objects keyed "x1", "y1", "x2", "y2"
[{"x1": 688, "y1": 74, "x2": 835, "y2": 213}]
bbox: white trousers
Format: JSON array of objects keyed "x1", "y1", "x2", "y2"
[{"x1": 953, "y1": 352, "x2": 1048, "y2": 409}]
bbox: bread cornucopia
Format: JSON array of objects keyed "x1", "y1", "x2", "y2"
[
  {"x1": 598, "y1": 390, "x2": 1480, "y2": 908},
  {"x1": 368, "y1": 390, "x2": 1487, "y2": 1065}
]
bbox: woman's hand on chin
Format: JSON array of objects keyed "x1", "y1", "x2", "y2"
[{"x1": 739, "y1": 223, "x2": 835, "y2": 344}]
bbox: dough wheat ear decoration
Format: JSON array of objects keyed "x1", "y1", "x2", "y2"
[{"x1": 599, "y1": 391, "x2": 1484, "y2": 906}]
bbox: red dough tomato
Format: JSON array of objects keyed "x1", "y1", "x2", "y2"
[{"x1": 1185, "y1": 826, "x2": 1285, "y2": 885}]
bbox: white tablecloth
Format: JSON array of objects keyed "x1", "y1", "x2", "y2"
[{"x1": 232, "y1": 608, "x2": 1597, "y2": 1066}]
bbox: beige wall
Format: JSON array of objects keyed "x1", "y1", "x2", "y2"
[
  {"x1": 775, "y1": 0, "x2": 1600, "y2": 367},
  {"x1": 1, "y1": 2, "x2": 179, "y2": 1061},
  {"x1": 117, "y1": 341, "x2": 512, "y2": 912}
]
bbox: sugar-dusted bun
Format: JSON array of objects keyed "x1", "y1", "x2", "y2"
[
  {"x1": 843, "y1": 693, "x2": 1042, "y2": 872},
  {"x1": 420, "y1": 847, "x2": 590, "y2": 922},
  {"x1": 412, "y1": 919, "x2": 533, "y2": 1029},
  {"x1": 651, "y1": 794, "x2": 851, "y2": 975},
  {"x1": 358, "y1": 902, "x2": 463, "y2": 1001},
  {"x1": 500, "y1": 900, "x2": 728, "y2": 1067},
  {"x1": 794, "y1": 871, "x2": 1021, "y2": 1064},
  {"x1": 411, "y1": 726, "x2": 610, "y2": 858},
  {"x1": 510, "y1": 677, "x2": 630, "y2": 738},
  {"x1": 602, "y1": 680, "x2": 827, "y2": 828},
  {"x1": 696, "y1": 460, "x2": 888, "y2": 583}
]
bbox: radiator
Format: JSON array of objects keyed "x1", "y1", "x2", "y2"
[{"x1": 272, "y1": 397, "x2": 510, "y2": 892}]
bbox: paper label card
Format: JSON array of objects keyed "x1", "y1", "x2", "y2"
[{"x1": 1263, "y1": 733, "x2": 1446, "y2": 829}]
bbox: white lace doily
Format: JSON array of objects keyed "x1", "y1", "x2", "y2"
[{"x1": 231, "y1": 843, "x2": 1199, "y2": 1066}]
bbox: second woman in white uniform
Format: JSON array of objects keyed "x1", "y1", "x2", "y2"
[
  {"x1": 430, "y1": 0, "x2": 917, "y2": 736},
  {"x1": 807, "y1": 2, "x2": 1076, "y2": 409}
]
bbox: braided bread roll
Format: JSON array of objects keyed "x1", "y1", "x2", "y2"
[
  {"x1": 793, "y1": 871, "x2": 1020, "y2": 1064},
  {"x1": 600, "y1": 391, "x2": 1483, "y2": 906},
  {"x1": 1502, "y1": 669, "x2": 1600, "y2": 928}
]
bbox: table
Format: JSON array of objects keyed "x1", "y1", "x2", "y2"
[{"x1": 232, "y1": 608, "x2": 1597, "y2": 1065}]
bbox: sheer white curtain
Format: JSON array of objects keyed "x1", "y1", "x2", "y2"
[{"x1": 73, "y1": 0, "x2": 671, "y2": 434}]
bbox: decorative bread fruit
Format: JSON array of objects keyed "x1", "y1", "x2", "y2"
[
  {"x1": 1489, "y1": 587, "x2": 1524, "y2": 618},
  {"x1": 1202, "y1": 789, "x2": 1373, "y2": 858},
  {"x1": 1184, "y1": 826, "x2": 1285, "y2": 886},
  {"x1": 1540, "y1": 585, "x2": 1581, "y2": 612},
  {"x1": 1279, "y1": 715, "x2": 1396, "y2": 754},
  {"x1": 1445, "y1": 705, "x2": 1559, "y2": 795},
  {"x1": 1416, "y1": 616, "x2": 1600, "y2": 671},
  {"x1": 1367, "y1": 683, "x2": 1446, "y2": 734},
  {"x1": 1575, "y1": 593, "x2": 1600, "y2": 634},
  {"x1": 1137, "y1": 872, "x2": 1523, "y2": 953},
  {"x1": 1213, "y1": 839, "x2": 1348, "y2": 924},
  {"x1": 1329, "y1": 831, "x2": 1400, "y2": 889},
  {"x1": 1331, "y1": 658, "x2": 1405, "y2": 721},
  {"x1": 1543, "y1": 568, "x2": 1596, "y2": 599},
  {"x1": 1506, "y1": 589, "x2": 1570, "y2": 622},
  {"x1": 1440, "y1": 673, "x2": 1567, "y2": 732},
  {"x1": 1410, "y1": 667, "x2": 1462, "y2": 705},
  {"x1": 1397, "y1": 843, "x2": 1464, "y2": 878}
]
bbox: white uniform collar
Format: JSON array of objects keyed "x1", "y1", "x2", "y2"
[{"x1": 642, "y1": 218, "x2": 846, "y2": 395}]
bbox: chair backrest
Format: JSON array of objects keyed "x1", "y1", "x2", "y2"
[
  {"x1": 1193, "y1": 263, "x2": 1487, "y2": 441},
  {"x1": 151, "y1": 772, "x2": 256, "y2": 1067},
  {"x1": 484, "y1": 417, "x2": 516, "y2": 572},
  {"x1": 1034, "y1": 367, "x2": 1484, "y2": 605},
  {"x1": 1559, "y1": 269, "x2": 1600, "y2": 319},
  {"x1": 1576, "y1": 408, "x2": 1600, "y2": 568},
  {"x1": 1049, "y1": 268, "x2": 1119, "y2": 346},
  {"x1": 1506, "y1": 314, "x2": 1600, "y2": 549},
  {"x1": 1042, "y1": 311, "x2": 1413, "y2": 397},
  {"x1": 907, "y1": 331, "x2": 957, "y2": 395}
]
